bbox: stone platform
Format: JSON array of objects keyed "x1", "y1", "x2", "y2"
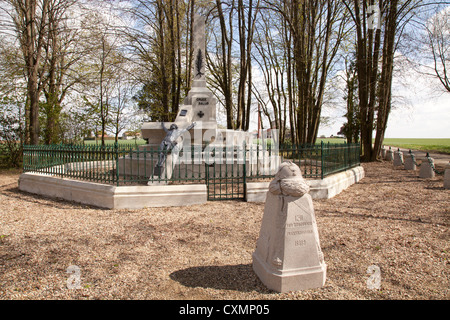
[
  {"x1": 18, "y1": 172, "x2": 207, "y2": 209},
  {"x1": 246, "y1": 166, "x2": 365, "y2": 202}
]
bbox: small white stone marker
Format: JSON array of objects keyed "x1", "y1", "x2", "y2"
[
  {"x1": 403, "y1": 151, "x2": 416, "y2": 171},
  {"x1": 419, "y1": 154, "x2": 435, "y2": 179},
  {"x1": 443, "y1": 162, "x2": 450, "y2": 189},
  {"x1": 252, "y1": 161, "x2": 326, "y2": 292},
  {"x1": 393, "y1": 149, "x2": 403, "y2": 168},
  {"x1": 386, "y1": 147, "x2": 394, "y2": 161}
]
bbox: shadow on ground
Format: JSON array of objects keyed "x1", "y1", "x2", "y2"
[{"x1": 169, "y1": 263, "x2": 274, "y2": 294}]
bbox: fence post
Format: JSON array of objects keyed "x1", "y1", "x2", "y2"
[
  {"x1": 115, "y1": 142, "x2": 119, "y2": 186},
  {"x1": 321, "y1": 141, "x2": 324, "y2": 179},
  {"x1": 243, "y1": 142, "x2": 247, "y2": 199},
  {"x1": 343, "y1": 142, "x2": 347, "y2": 170}
]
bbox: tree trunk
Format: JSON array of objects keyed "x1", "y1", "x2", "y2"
[
  {"x1": 216, "y1": 0, "x2": 235, "y2": 129},
  {"x1": 20, "y1": 0, "x2": 49, "y2": 145},
  {"x1": 373, "y1": 0, "x2": 398, "y2": 161}
]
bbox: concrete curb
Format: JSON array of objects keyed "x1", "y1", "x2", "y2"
[
  {"x1": 246, "y1": 166, "x2": 365, "y2": 202},
  {"x1": 18, "y1": 166, "x2": 364, "y2": 208},
  {"x1": 18, "y1": 173, "x2": 207, "y2": 209}
]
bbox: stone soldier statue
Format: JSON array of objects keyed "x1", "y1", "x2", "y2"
[{"x1": 156, "y1": 121, "x2": 196, "y2": 168}]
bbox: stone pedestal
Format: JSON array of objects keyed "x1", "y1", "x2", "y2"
[
  {"x1": 252, "y1": 162, "x2": 326, "y2": 293},
  {"x1": 148, "y1": 152, "x2": 180, "y2": 185},
  {"x1": 403, "y1": 154, "x2": 416, "y2": 170},
  {"x1": 419, "y1": 157, "x2": 435, "y2": 179},
  {"x1": 444, "y1": 162, "x2": 450, "y2": 189},
  {"x1": 393, "y1": 150, "x2": 403, "y2": 167}
]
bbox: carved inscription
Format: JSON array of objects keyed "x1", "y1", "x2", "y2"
[
  {"x1": 286, "y1": 221, "x2": 312, "y2": 228},
  {"x1": 295, "y1": 239, "x2": 307, "y2": 247},
  {"x1": 196, "y1": 97, "x2": 209, "y2": 106},
  {"x1": 287, "y1": 230, "x2": 313, "y2": 236},
  {"x1": 286, "y1": 213, "x2": 313, "y2": 248}
]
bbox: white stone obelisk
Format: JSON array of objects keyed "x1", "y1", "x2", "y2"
[{"x1": 192, "y1": 14, "x2": 206, "y2": 87}]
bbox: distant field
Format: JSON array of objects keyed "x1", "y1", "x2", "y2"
[
  {"x1": 83, "y1": 139, "x2": 147, "y2": 146},
  {"x1": 381, "y1": 138, "x2": 450, "y2": 154},
  {"x1": 82, "y1": 137, "x2": 450, "y2": 154},
  {"x1": 316, "y1": 137, "x2": 450, "y2": 155},
  {"x1": 317, "y1": 138, "x2": 347, "y2": 144}
]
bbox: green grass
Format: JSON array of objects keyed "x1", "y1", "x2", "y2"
[
  {"x1": 83, "y1": 139, "x2": 147, "y2": 146},
  {"x1": 317, "y1": 138, "x2": 347, "y2": 144},
  {"x1": 82, "y1": 137, "x2": 450, "y2": 154},
  {"x1": 381, "y1": 138, "x2": 450, "y2": 155}
]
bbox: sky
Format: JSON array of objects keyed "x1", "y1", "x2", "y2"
[
  {"x1": 383, "y1": 71, "x2": 450, "y2": 139},
  {"x1": 245, "y1": 4, "x2": 450, "y2": 140},
  {"x1": 1, "y1": 1, "x2": 447, "y2": 139},
  {"x1": 245, "y1": 64, "x2": 450, "y2": 139},
  {"x1": 317, "y1": 6, "x2": 450, "y2": 139},
  {"x1": 317, "y1": 68, "x2": 450, "y2": 139}
]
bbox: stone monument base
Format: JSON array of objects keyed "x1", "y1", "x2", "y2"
[{"x1": 252, "y1": 253, "x2": 326, "y2": 292}]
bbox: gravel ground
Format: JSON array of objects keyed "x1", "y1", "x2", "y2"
[{"x1": 0, "y1": 161, "x2": 448, "y2": 300}]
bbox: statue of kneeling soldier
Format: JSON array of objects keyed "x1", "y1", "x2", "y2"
[{"x1": 155, "y1": 121, "x2": 196, "y2": 175}]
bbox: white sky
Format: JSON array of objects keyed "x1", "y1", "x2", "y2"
[
  {"x1": 246, "y1": 5, "x2": 450, "y2": 140},
  {"x1": 246, "y1": 65, "x2": 450, "y2": 139},
  {"x1": 317, "y1": 68, "x2": 450, "y2": 139},
  {"x1": 1, "y1": 1, "x2": 448, "y2": 139},
  {"x1": 245, "y1": 50, "x2": 450, "y2": 139}
]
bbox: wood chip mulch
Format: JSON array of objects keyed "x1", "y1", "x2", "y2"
[{"x1": 0, "y1": 161, "x2": 448, "y2": 300}]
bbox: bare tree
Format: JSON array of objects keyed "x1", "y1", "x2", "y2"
[
  {"x1": 236, "y1": 0, "x2": 260, "y2": 131},
  {"x1": 1, "y1": 0, "x2": 50, "y2": 144},
  {"x1": 425, "y1": 7, "x2": 450, "y2": 92},
  {"x1": 262, "y1": 0, "x2": 349, "y2": 144},
  {"x1": 208, "y1": 0, "x2": 236, "y2": 129},
  {"x1": 40, "y1": 0, "x2": 79, "y2": 144},
  {"x1": 107, "y1": 76, "x2": 137, "y2": 143},
  {"x1": 253, "y1": 11, "x2": 290, "y2": 143},
  {"x1": 343, "y1": 0, "x2": 424, "y2": 161},
  {"x1": 125, "y1": 0, "x2": 189, "y2": 122},
  {"x1": 79, "y1": 10, "x2": 123, "y2": 146}
]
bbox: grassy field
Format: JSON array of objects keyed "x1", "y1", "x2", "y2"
[
  {"x1": 318, "y1": 138, "x2": 450, "y2": 155},
  {"x1": 382, "y1": 138, "x2": 450, "y2": 154},
  {"x1": 317, "y1": 138, "x2": 347, "y2": 144},
  {"x1": 83, "y1": 139, "x2": 147, "y2": 146},
  {"x1": 82, "y1": 137, "x2": 450, "y2": 154}
]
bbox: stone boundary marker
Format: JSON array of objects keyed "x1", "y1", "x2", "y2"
[
  {"x1": 386, "y1": 148, "x2": 394, "y2": 161},
  {"x1": 444, "y1": 162, "x2": 450, "y2": 189},
  {"x1": 403, "y1": 153, "x2": 416, "y2": 171},
  {"x1": 252, "y1": 162, "x2": 327, "y2": 292},
  {"x1": 419, "y1": 157, "x2": 435, "y2": 179},
  {"x1": 393, "y1": 149, "x2": 403, "y2": 168},
  {"x1": 380, "y1": 146, "x2": 450, "y2": 188}
]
